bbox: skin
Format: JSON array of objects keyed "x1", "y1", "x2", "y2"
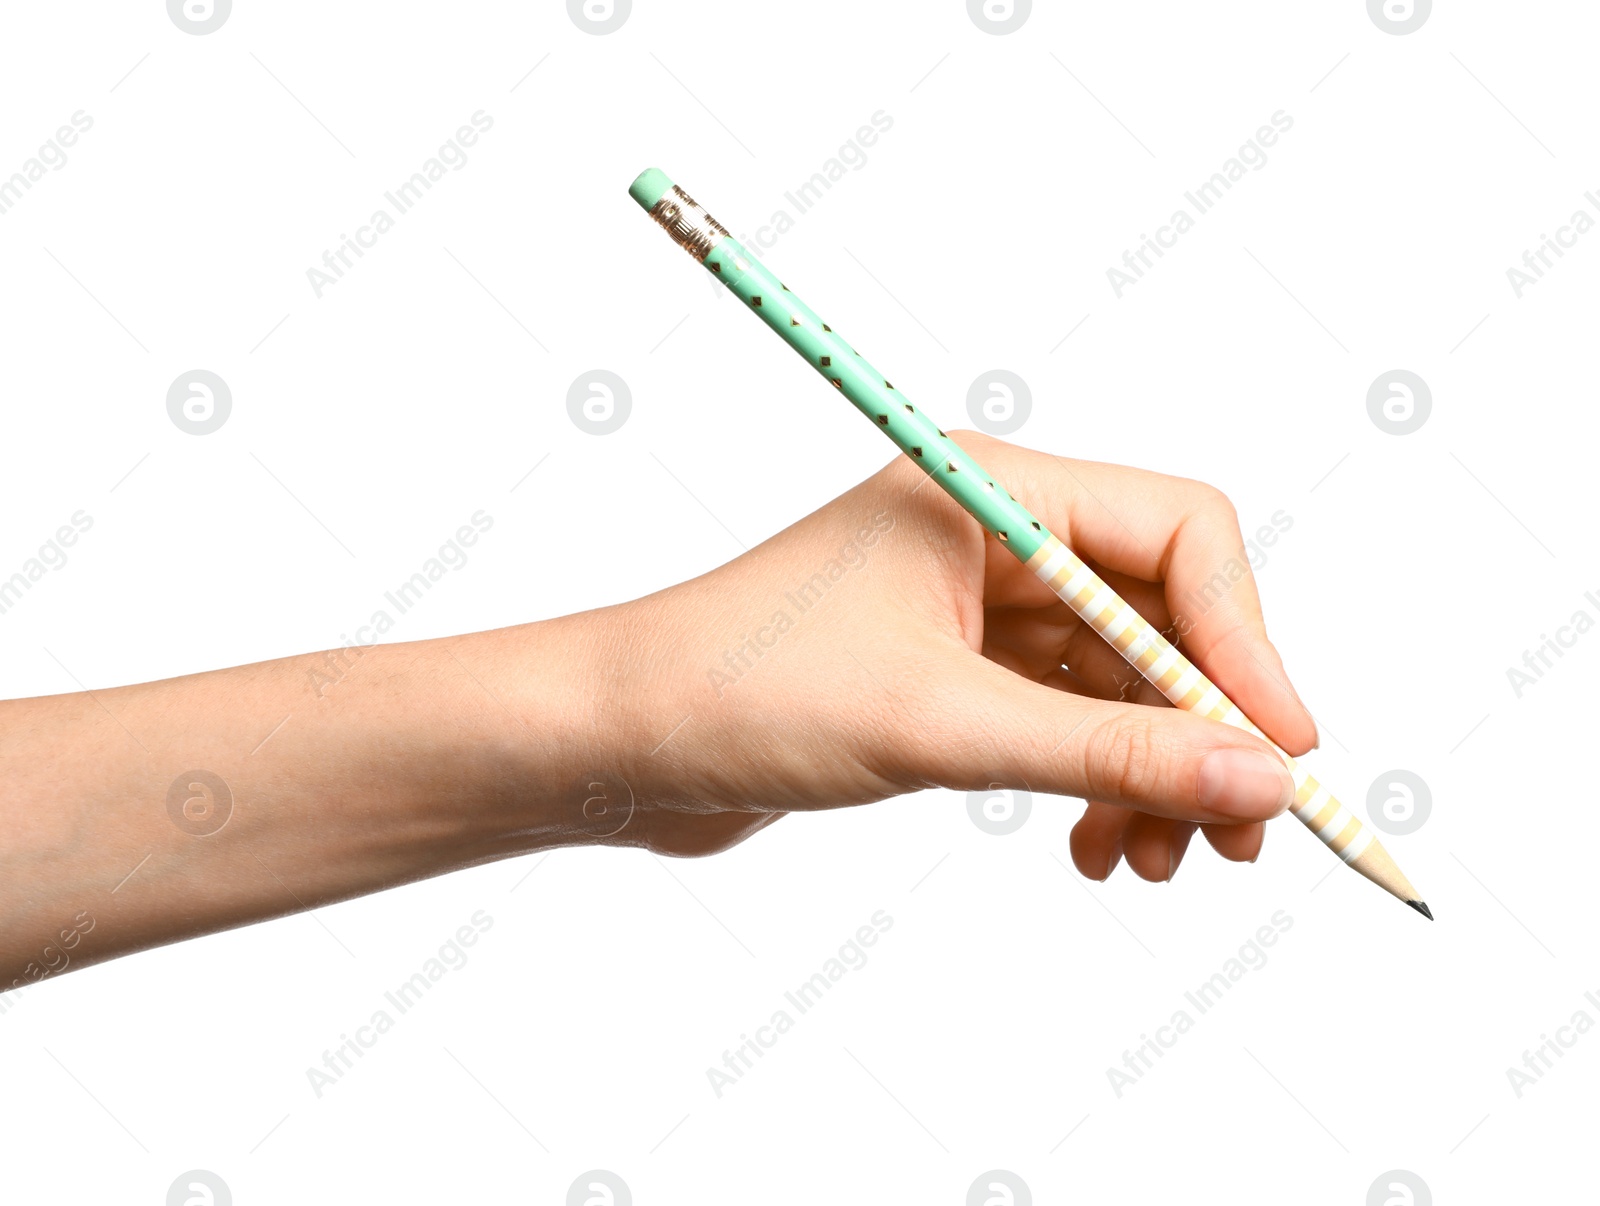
[{"x1": 0, "y1": 431, "x2": 1315, "y2": 988}]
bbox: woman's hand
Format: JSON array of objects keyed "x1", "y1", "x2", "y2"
[
  {"x1": 599, "y1": 429, "x2": 1316, "y2": 881},
  {"x1": 0, "y1": 430, "x2": 1317, "y2": 982}
]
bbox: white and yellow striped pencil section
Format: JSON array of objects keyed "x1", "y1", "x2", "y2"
[{"x1": 1026, "y1": 535, "x2": 1428, "y2": 916}]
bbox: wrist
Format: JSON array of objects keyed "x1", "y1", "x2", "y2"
[{"x1": 427, "y1": 605, "x2": 648, "y2": 859}]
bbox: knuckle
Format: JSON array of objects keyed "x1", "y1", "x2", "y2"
[
  {"x1": 945, "y1": 427, "x2": 1014, "y2": 464},
  {"x1": 1179, "y1": 477, "x2": 1236, "y2": 521},
  {"x1": 944, "y1": 426, "x2": 991, "y2": 447},
  {"x1": 1084, "y1": 713, "x2": 1163, "y2": 803},
  {"x1": 1201, "y1": 482, "x2": 1239, "y2": 523},
  {"x1": 879, "y1": 448, "x2": 926, "y2": 493}
]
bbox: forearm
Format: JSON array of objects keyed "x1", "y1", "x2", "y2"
[
  {"x1": 0, "y1": 612, "x2": 619, "y2": 984},
  {"x1": 0, "y1": 433, "x2": 1325, "y2": 988}
]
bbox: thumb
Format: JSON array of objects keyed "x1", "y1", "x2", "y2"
[{"x1": 926, "y1": 656, "x2": 1296, "y2": 824}]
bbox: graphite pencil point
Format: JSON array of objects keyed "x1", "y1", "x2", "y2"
[{"x1": 1407, "y1": 900, "x2": 1434, "y2": 921}]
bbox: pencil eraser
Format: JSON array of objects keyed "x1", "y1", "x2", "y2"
[{"x1": 628, "y1": 167, "x2": 675, "y2": 211}]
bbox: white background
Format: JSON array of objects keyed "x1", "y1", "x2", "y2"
[{"x1": 0, "y1": 2, "x2": 1591, "y2": 1202}]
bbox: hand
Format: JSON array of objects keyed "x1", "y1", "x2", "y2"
[
  {"x1": 0, "y1": 431, "x2": 1318, "y2": 981},
  {"x1": 601, "y1": 429, "x2": 1318, "y2": 881}
]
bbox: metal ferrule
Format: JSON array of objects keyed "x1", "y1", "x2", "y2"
[{"x1": 647, "y1": 185, "x2": 729, "y2": 262}]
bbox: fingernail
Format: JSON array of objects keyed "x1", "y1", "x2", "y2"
[{"x1": 1197, "y1": 749, "x2": 1295, "y2": 820}]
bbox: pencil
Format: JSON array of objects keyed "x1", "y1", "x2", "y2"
[{"x1": 628, "y1": 167, "x2": 1431, "y2": 919}]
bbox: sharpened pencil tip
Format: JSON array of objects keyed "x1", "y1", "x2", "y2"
[{"x1": 1407, "y1": 899, "x2": 1433, "y2": 921}]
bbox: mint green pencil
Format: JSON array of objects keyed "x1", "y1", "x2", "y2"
[{"x1": 627, "y1": 167, "x2": 1429, "y2": 919}]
